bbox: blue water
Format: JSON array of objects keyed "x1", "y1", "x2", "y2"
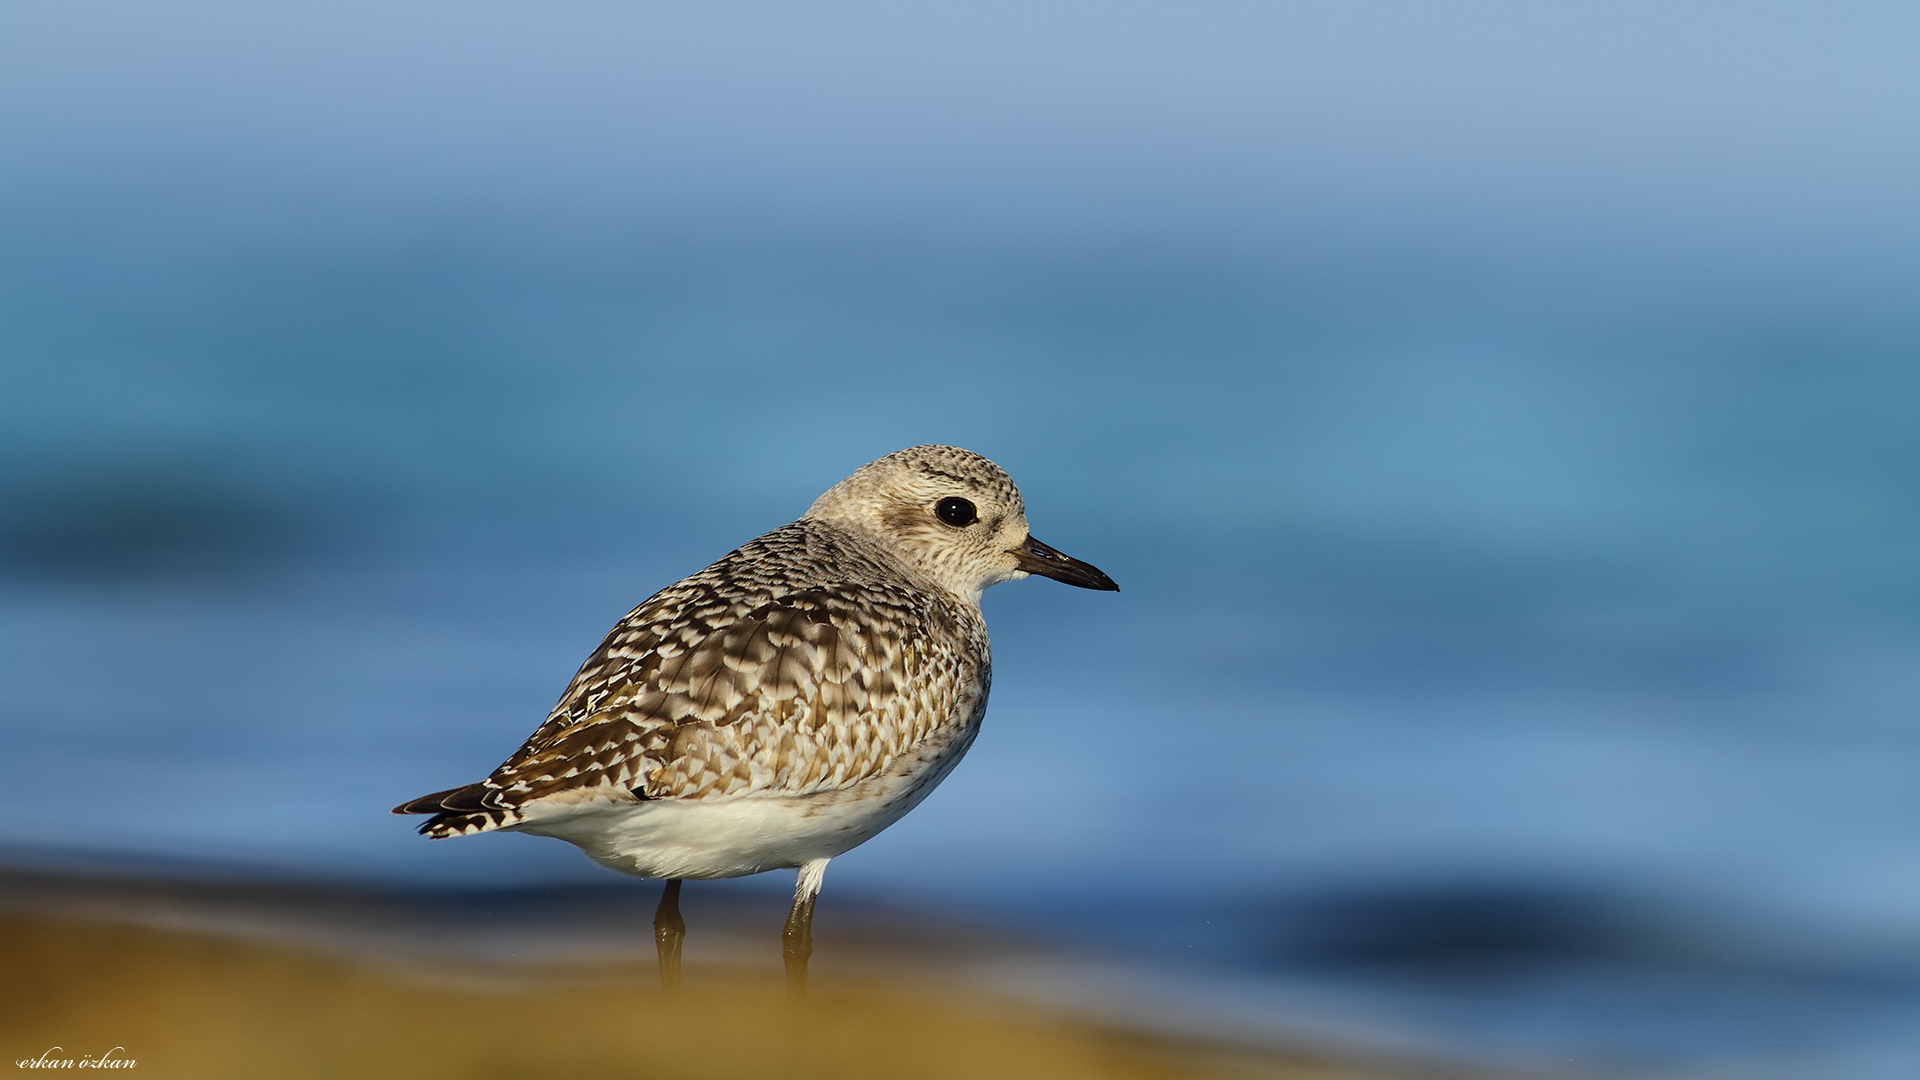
[{"x1": 5, "y1": 4, "x2": 1920, "y2": 1075}]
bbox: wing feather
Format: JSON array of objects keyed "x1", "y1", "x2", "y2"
[{"x1": 394, "y1": 521, "x2": 987, "y2": 838}]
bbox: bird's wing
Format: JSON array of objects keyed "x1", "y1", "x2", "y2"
[{"x1": 396, "y1": 531, "x2": 981, "y2": 836}]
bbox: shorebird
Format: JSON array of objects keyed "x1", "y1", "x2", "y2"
[{"x1": 394, "y1": 445, "x2": 1117, "y2": 992}]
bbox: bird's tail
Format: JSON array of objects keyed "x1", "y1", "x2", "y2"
[{"x1": 391, "y1": 782, "x2": 522, "y2": 838}]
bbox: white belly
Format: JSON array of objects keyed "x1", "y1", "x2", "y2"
[{"x1": 510, "y1": 722, "x2": 979, "y2": 880}]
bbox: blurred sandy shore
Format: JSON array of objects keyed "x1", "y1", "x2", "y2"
[{"x1": 0, "y1": 864, "x2": 1518, "y2": 1080}]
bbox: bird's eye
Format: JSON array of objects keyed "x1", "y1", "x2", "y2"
[{"x1": 934, "y1": 497, "x2": 978, "y2": 527}]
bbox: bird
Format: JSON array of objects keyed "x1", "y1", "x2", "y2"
[{"x1": 393, "y1": 445, "x2": 1117, "y2": 993}]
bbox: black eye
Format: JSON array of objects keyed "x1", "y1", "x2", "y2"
[{"x1": 934, "y1": 497, "x2": 978, "y2": 527}]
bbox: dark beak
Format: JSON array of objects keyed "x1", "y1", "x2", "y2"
[{"x1": 1011, "y1": 535, "x2": 1119, "y2": 591}]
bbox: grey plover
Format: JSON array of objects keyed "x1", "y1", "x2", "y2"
[{"x1": 394, "y1": 445, "x2": 1117, "y2": 991}]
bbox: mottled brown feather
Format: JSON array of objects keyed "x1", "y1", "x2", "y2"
[{"x1": 397, "y1": 518, "x2": 990, "y2": 838}]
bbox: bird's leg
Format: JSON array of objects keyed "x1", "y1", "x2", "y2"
[
  {"x1": 654, "y1": 878, "x2": 685, "y2": 991},
  {"x1": 782, "y1": 893, "x2": 815, "y2": 995},
  {"x1": 783, "y1": 859, "x2": 829, "y2": 997}
]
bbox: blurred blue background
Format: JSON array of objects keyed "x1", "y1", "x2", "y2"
[{"x1": 4, "y1": 2, "x2": 1919, "y2": 1075}]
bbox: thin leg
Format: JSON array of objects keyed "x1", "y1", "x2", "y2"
[
  {"x1": 783, "y1": 859, "x2": 829, "y2": 997},
  {"x1": 654, "y1": 879, "x2": 684, "y2": 991}
]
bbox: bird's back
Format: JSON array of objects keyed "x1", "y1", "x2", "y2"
[{"x1": 396, "y1": 518, "x2": 991, "y2": 837}]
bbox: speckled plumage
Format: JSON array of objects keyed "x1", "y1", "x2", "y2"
[
  {"x1": 395, "y1": 444, "x2": 1116, "y2": 890},
  {"x1": 402, "y1": 518, "x2": 989, "y2": 837}
]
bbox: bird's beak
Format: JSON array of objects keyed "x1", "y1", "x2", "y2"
[{"x1": 1011, "y1": 535, "x2": 1119, "y2": 591}]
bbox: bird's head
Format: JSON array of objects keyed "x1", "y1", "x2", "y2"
[{"x1": 804, "y1": 444, "x2": 1117, "y2": 603}]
